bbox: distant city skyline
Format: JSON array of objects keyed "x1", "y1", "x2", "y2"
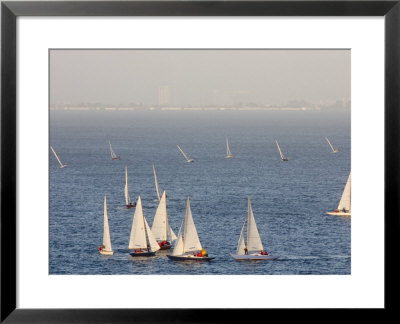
[{"x1": 50, "y1": 49, "x2": 350, "y2": 107}]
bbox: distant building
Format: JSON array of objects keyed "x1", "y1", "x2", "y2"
[{"x1": 158, "y1": 86, "x2": 170, "y2": 106}]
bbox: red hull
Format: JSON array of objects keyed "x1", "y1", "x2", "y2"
[
  {"x1": 112, "y1": 157, "x2": 120, "y2": 160},
  {"x1": 126, "y1": 203, "x2": 136, "y2": 208}
]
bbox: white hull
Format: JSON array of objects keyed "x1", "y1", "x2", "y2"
[
  {"x1": 230, "y1": 253, "x2": 278, "y2": 260},
  {"x1": 326, "y1": 211, "x2": 351, "y2": 217},
  {"x1": 226, "y1": 155, "x2": 235, "y2": 159},
  {"x1": 186, "y1": 159, "x2": 194, "y2": 163},
  {"x1": 99, "y1": 250, "x2": 114, "y2": 255}
]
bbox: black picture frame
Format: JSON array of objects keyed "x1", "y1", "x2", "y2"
[{"x1": 1, "y1": 1, "x2": 399, "y2": 322}]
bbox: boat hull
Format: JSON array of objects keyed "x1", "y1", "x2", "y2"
[
  {"x1": 112, "y1": 157, "x2": 120, "y2": 160},
  {"x1": 167, "y1": 255, "x2": 214, "y2": 261},
  {"x1": 129, "y1": 251, "x2": 156, "y2": 257},
  {"x1": 226, "y1": 155, "x2": 235, "y2": 159},
  {"x1": 230, "y1": 253, "x2": 278, "y2": 260},
  {"x1": 126, "y1": 203, "x2": 136, "y2": 208},
  {"x1": 99, "y1": 250, "x2": 114, "y2": 255},
  {"x1": 326, "y1": 211, "x2": 351, "y2": 217}
]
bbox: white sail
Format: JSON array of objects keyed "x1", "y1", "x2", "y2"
[
  {"x1": 128, "y1": 196, "x2": 147, "y2": 249},
  {"x1": 109, "y1": 141, "x2": 119, "y2": 159},
  {"x1": 177, "y1": 145, "x2": 193, "y2": 162},
  {"x1": 246, "y1": 198, "x2": 264, "y2": 252},
  {"x1": 144, "y1": 216, "x2": 161, "y2": 252},
  {"x1": 275, "y1": 140, "x2": 285, "y2": 160},
  {"x1": 152, "y1": 164, "x2": 161, "y2": 201},
  {"x1": 325, "y1": 137, "x2": 338, "y2": 153},
  {"x1": 102, "y1": 196, "x2": 113, "y2": 252},
  {"x1": 167, "y1": 225, "x2": 177, "y2": 242},
  {"x1": 236, "y1": 221, "x2": 246, "y2": 255},
  {"x1": 171, "y1": 222, "x2": 184, "y2": 256},
  {"x1": 226, "y1": 137, "x2": 234, "y2": 157},
  {"x1": 183, "y1": 197, "x2": 203, "y2": 253},
  {"x1": 151, "y1": 191, "x2": 168, "y2": 241},
  {"x1": 124, "y1": 166, "x2": 131, "y2": 205},
  {"x1": 337, "y1": 172, "x2": 351, "y2": 212},
  {"x1": 151, "y1": 191, "x2": 177, "y2": 242},
  {"x1": 50, "y1": 146, "x2": 66, "y2": 168}
]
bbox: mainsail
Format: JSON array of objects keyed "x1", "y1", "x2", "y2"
[
  {"x1": 124, "y1": 166, "x2": 131, "y2": 205},
  {"x1": 177, "y1": 145, "x2": 193, "y2": 163},
  {"x1": 183, "y1": 197, "x2": 203, "y2": 253},
  {"x1": 337, "y1": 172, "x2": 351, "y2": 212},
  {"x1": 151, "y1": 191, "x2": 177, "y2": 242},
  {"x1": 109, "y1": 141, "x2": 119, "y2": 159},
  {"x1": 153, "y1": 164, "x2": 161, "y2": 201},
  {"x1": 128, "y1": 196, "x2": 161, "y2": 252},
  {"x1": 50, "y1": 146, "x2": 66, "y2": 168},
  {"x1": 226, "y1": 137, "x2": 234, "y2": 158},
  {"x1": 325, "y1": 137, "x2": 338, "y2": 153},
  {"x1": 275, "y1": 140, "x2": 285, "y2": 160},
  {"x1": 102, "y1": 196, "x2": 113, "y2": 252},
  {"x1": 246, "y1": 198, "x2": 264, "y2": 252}
]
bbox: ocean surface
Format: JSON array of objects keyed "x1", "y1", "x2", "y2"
[{"x1": 49, "y1": 110, "x2": 351, "y2": 275}]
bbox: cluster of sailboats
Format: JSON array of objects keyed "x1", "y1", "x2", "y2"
[
  {"x1": 51, "y1": 136, "x2": 339, "y2": 169},
  {"x1": 100, "y1": 188, "x2": 277, "y2": 261},
  {"x1": 52, "y1": 134, "x2": 350, "y2": 261}
]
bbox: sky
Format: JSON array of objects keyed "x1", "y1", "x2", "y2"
[{"x1": 50, "y1": 49, "x2": 350, "y2": 107}]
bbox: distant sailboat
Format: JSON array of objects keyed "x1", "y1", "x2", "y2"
[
  {"x1": 327, "y1": 172, "x2": 351, "y2": 217},
  {"x1": 177, "y1": 145, "x2": 194, "y2": 163},
  {"x1": 225, "y1": 137, "x2": 235, "y2": 159},
  {"x1": 128, "y1": 196, "x2": 160, "y2": 256},
  {"x1": 151, "y1": 191, "x2": 177, "y2": 250},
  {"x1": 99, "y1": 196, "x2": 114, "y2": 255},
  {"x1": 275, "y1": 140, "x2": 289, "y2": 161},
  {"x1": 124, "y1": 166, "x2": 136, "y2": 208},
  {"x1": 167, "y1": 197, "x2": 214, "y2": 261},
  {"x1": 325, "y1": 137, "x2": 339, "y2": 153},
  {"x1": 50, "y1": 146, "x2": 67, "y2": 168},
  {"x1": 231, "y1": 197, "x2": 278, "y2": 260},
  {"x1": 109, "y1": 141, "x2": 120, "y2": 160},
  {"x1": 152, "y1": 164, "x2": 162, "y2": 201}
]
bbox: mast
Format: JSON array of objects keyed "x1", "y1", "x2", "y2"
[
  {"x1": 153, "y1": 164, "x2": 161, "y2": 201},
  {"x1": 226, "y1": 137, "x2": 230, "y2": 156}
]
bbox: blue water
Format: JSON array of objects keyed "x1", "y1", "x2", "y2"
[{"x1": 49, "y1": 110, "x2": 351, "y2": 275}]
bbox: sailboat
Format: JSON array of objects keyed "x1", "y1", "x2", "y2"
[
  {"x1": 275, "y1": 140, "x2": 289, "y2": 161},
  {"x1": 128, "y1": 196, "x2": 160, "y2": 256},
  {"x1": 152, "y1": 164, "x2": 162, "y2": 201},
  {"x1": 124, "y1": 166, "x2": 136, "y2": 208},
  {"x1": 99, "y1": 196, "x2": 114, "y2": 255},
  {"x1": 325, "y1": 137, "x2": 339, "y2": 153},
  {"x1": 225, "y1": 137, "x2": 235, "y2": 159},
  {"x1": 50, "y1": 146, "x2": 67, "y2": 168},
  {"x1": 327, "y1": 172, "x2": 351, "y2": 216},
  {"x1": 231, "y1": 197, "x2": 278, "y2": 260},
  {"x1": 109, "y1": 141, "x2": 120, "y2": 160},
  {"x1": 167, "y1": 197, "x2": 214, "y2": 261},
  {"x1": 151, "y1": 191, "x2": 177, "y2": 250},
  {"x1": 177, "y1": 145, "x2": 194, "y2": 163}
]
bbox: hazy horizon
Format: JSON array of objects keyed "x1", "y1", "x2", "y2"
[{"x1": 50, "y1": 49, "x2": 350, "y2": 107}]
